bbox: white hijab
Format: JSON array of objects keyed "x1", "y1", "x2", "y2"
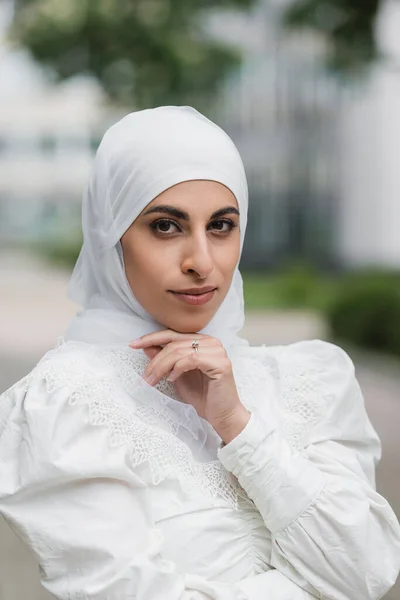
[{"x1": 65, "y1": 106, "x2": 249, "y2": 353}]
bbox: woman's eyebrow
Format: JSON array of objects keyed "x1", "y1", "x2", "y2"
[
  {"x1": 142, "y1": 205, "x2": 240, "y2": 220},
  {"x1": 142, "y1": 205, "x2": 189, "y2": 220},
  {"x1": 211, "y1": 206, "x2": 240, "y2": 219}
]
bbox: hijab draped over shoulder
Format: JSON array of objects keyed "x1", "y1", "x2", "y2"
[{"x1": 65, "y1": 106, "x2": 249, "y2": 352}]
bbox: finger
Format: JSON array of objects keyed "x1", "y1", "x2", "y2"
[
  {"x1": 144, "y1": 340, "x2": 225, "y2": 380},
  {"x1": 144, "y1": 343, "x2": 192, "y2": 380},
  {"x1": 144, "y1": 338, "x2": 218, "y2": 371},
  {"x1": 167, "y1": 353, "x2": 231, "y2": 383},
  {"x1": 142, "y1": 346, "x2": 163, "y2": 361},
  {"x1": 145, "y1": 347, "x2": 223, "y2": 386},
  {"x1": 144, "y1": 337, "x2": 226, "y2": 376},
  {"x1": 129, "y1": 330, "x2": 211, "y2": 349},
  {"x1": 143, "y1": 343, "x2": 181, "y2": 380}
]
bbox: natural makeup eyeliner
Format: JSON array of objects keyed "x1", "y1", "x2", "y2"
[{"x1": 149, "y1": 218, "x2": 238, "y2": 236}]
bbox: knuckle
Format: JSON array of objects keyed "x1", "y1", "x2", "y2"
[
  {"x1": 165, "y1": 342, "x2": 180, "y2": 355},
  {"x1": 222, "y1": 358, "x2": 231, "y2": 370}
]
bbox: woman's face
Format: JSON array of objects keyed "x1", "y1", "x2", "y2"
[{"x1": 121, "y1": 180, "x2": 241, "y2": 333}]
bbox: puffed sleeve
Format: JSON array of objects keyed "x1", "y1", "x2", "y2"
[
  {"x1": 0, "y1": 370, "x2": 319, "y2": 600},
  {"x1": 218, "y1": 340, "x2": 400, "y2": 600}
]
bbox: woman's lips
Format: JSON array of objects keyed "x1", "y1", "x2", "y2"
[{"x1": 169, "y1": 289, "x2": 216, "y2": 306}]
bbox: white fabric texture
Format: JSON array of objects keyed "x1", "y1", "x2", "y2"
[
  {"x1": 65, "y1": 105, "x2": 249, "y2": 352},
  {"x1": 1, "y1": 339, "x2": 399, "y2": 600}
]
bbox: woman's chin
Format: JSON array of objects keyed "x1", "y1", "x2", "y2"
[{"x1": 162, "y1": 314, "x2": 215, "y2": 334}]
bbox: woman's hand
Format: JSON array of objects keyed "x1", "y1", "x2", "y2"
[{"x1": 129, "y1": 330, "x2": 250, "y2": 443}]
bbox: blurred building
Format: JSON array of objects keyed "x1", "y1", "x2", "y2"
[
  {"x1": 337, "y1": 0, "x2": 400, "y2": 269},
  {"x1": 0, "y1": 61, "x2": 106, "y2": 244},
  {"x1": 1, "y1": 0, "x2": 399, "y2": 269},
  {"x1": 209, "y1": 0, "x2": 342, "y2": 268},
  {"x1": 0, "y1": 1, "x2": 108, "y2": 245},
  {"x1": 209, "y1": 0, "x2": 400, "y2": 270}
]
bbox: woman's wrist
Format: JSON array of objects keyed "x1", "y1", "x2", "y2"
[{"x1": 213, "y1": 406, "x2": 251, "y2": 445}]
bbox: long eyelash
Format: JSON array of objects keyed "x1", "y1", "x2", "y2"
[
  {"x1": 150, "y1": 218, "x2": 181, "y2": 232},
  {"x1": 149, "y1": 217, "x2": 238, "y2": 234},
  {"x1": 208, "y1": 218, "x2": 238, "y2": 230}
]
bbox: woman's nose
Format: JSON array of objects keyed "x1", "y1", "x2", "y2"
[{"x1": 181, "y1": 236, "x2": 214, "y2": 279}]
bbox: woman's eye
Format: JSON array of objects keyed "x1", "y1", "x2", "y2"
[
  {"x1": 209, "y1": 219, "x2": 235, "y2": 233},
  {"x1": 151, "y1": 219, "x2": 180, "y2": 234}
]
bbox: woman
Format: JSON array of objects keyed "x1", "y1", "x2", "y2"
[{"x1": 0, "y1": 106, "x2": 399, "y2": 600}]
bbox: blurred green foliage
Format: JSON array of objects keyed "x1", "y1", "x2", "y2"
[
  {"x1": 327, "y1": 272, "x2": 400, "y2": 357},
  {"x1": 12, "y1": 0, "x2": 383, "y2": 102},
  {"x1": 283, "y1": 0, "x2": 380, "y2": 75},
  {"x1": 12, "y1": 0, "x2": 255, "y2": 108},
  {"x1": 243, "y1": 263, "x2": 337, "y2": 310},
  {"x1": 33, "y1": 235, "x2": 82, "y2": 269},
  {"x1": 244, "y1": 267, "x2": 400, "y2": 358}
]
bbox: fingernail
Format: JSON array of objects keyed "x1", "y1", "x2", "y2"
[
  {"x1": 145, "y1": 375, "x2": 155, "y2": 385},
  {"x1": 129, "y1": 339, "x2": 141, "y2": 347}
]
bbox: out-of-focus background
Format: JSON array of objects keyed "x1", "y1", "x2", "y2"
[{"x1": 0, "y1": 0, "x2": 399, "y2": 598}]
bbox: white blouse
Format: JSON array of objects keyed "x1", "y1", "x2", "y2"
[{"x1": 0, "y1": 339, "x2": 399, "y2": 600}]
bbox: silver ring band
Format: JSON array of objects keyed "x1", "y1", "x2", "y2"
[{"x1": 191, "y1": 340, "x2": 199, "y2": 354}]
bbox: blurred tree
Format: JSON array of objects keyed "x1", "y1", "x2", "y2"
[
  {"x1": 283, "y1": 0, "x2": 381, "y2": 74},
  {"x1": 12, "y1": 0, "x2": 255, "y2": 108}
]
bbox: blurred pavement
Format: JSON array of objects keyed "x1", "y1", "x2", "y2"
[{"x1": 0, "y1": 252, "x2": 399, "y2": 599}]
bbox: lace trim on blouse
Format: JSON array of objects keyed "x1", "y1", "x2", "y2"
[{"x1": 0, "y1": 340, "x2": 339, "y2": 509}]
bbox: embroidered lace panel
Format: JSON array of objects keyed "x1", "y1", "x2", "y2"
[{"x1": 0, "y1": 340, "x2": 340, "y2": 507}]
